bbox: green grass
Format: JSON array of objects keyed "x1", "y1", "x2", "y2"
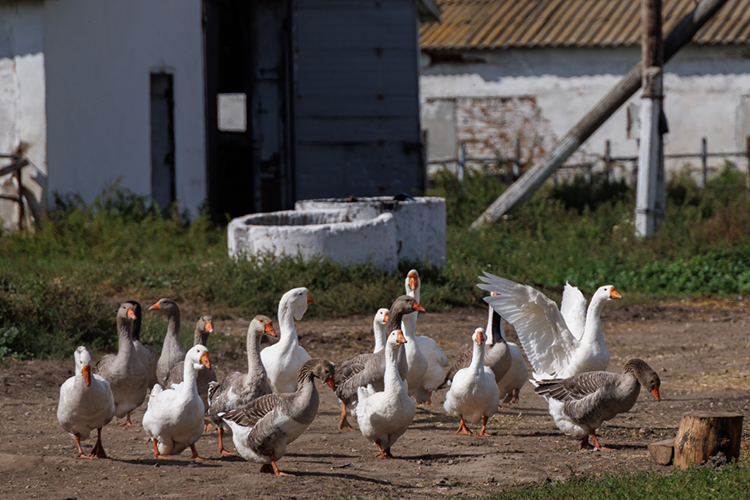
[
  {"x1": 329, "y1": 457, "x2": 750, "y2": 500},
  {"x1": 3, "y1": 162, "x2": 750, "y2": 359}
]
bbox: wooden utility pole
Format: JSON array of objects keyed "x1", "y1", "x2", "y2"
[
  {"x1": 471, "y1": 0, "x2": 730, "y2": 229},
  {"x1": 635, "y1": 0, "x2": 665, "y2": 237}
]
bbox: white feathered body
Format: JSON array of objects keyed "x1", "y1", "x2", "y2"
[
  {"x1": 444, "y1": 334, "x2": 499, "y2": 423},
  {"x1": 57, "y1": 373, "x2": 115, "y2": 440},
  {"x1": 142, "y1": 348, "x2": 207, "y2": 456},
  {"x1": 416, "y1": 335, "x2": 449, "y2": 394},
  {"x1": 261, "y1": 287, "x2": 312, "y2": 394},
  {"x1": 356, "y1": 334, "x2": 415, "y2": 451}
]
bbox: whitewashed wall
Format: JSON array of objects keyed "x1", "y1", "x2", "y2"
[
  {"x1": 44, "y1": 0, "x2": 205, "y2": 216},
  {"x1": 421, "y1": 45, "x2": 750, "y2": 178},
  {"x1": 0, "y1": 0, "x2": 46, "y2": 229}
]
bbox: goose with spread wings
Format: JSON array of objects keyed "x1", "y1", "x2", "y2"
[{"x1": 477, "y1": 273, "x2": 621, "y2": 380}]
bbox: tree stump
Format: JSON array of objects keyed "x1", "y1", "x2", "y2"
[{"x1": 673, "y1": 411, "x2": 743, "y2": 469}]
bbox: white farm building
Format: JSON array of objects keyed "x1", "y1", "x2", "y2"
[{"x1": 419, "y1": 0, "x2": 750, "y2": 180}]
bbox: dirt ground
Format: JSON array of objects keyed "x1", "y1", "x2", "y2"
[{"x1": 2, "y1": 298, "x2": 750, "y2": 499}]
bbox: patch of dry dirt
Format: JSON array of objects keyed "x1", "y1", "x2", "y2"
[{"x1": 2, "y1": 301, "x2": 750, "y2": 499}]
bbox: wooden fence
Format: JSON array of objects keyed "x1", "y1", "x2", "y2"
[{"x1": 427, "y1": 136, "x2": 750, "y2": 189}]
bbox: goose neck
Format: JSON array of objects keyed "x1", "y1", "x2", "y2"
[
  {"x1": 373, "y1": 323, "x2": 387, "y2": 353},
  {"x1": 116, "y1": 318, "x2": 133, "y2": 354},
  {"x1": 181, "y1": 361, "x2": 200, "y2": 396},
  {"x1": 581, "y1": 297, "x2": 607, "y2": 343},
  {"x1": 246, "y1": 329, "x2": 263, "y2": 373},
  {"x1": 384, "y1": 343, "x2": 406, "y2": 392},
  {"x1": 401, "y1": 314, "x2": 418, "y2": 339},
  {"x1": 469, "y1": 341, "x2": 486, "y2": 373},
  {"x1": 278, "y1": 305, "x2": 299, "y2": 348},
  {"x1": 163, "y1": 312, "x2": 182, "y2": 351}
]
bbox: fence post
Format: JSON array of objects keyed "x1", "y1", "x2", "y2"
[
  {"x1": 605, "y1": 140, "x2": 612, "y2": 182},
  {"x1": 513, "y1": 138, "x2": 521, "y2": 179},
  {"x1": 746, "y1": 136, "x2": 750, "y2": 192},
  {"x1": 15, "y1": 167, "x2": 23, "y2": 232},
  {"x1": 701, "y1": 137, "x2": 708, "y2": 188},
  {"x1": 457, "y1": 142, "x2": 465, "y2": 182}
]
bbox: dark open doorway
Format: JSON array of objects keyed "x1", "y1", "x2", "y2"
[
  {"x1": 204, "y1": 0, "x2": 293, "y2": 222},
  {"x1": 150, "y1": 73, "x2": 176, "y2": 212}
]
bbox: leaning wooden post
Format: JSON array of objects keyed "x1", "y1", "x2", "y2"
[
  {"x1": 457, "y1": 142, "x2": 466, "y2": 182},
  {"x1": 674, "y1": 412, "x2": 743, "y2": 469},
  {"x1": 746, "y1": 136, "x2": 750, "y2": 191},
  {"x1": 604, "y1": 140, "x2": 612, "y2": 182},
  {"x1": 635, "y1": 0, "x2": 665, "y2": 238}
]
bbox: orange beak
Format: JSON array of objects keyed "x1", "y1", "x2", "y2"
[
  {"x1": 395, "y1": 330, "x2": 406, "y2": 344},
  {"x1": 412, "y1": 301, "x2": 426, "y2": 313},
  {"x1": 610, "y1": 288, "x2": 622, "y2": 300},
  {"x1": 326, "y1": 376, "x2": 336, "y2": 392},
  {"x1": 383, "y1": 311, "x2": 389, "y2": 323},
  {"x1": 408, "y1": 275, "x2": 418, "y2": 292},
  {"x1": 265, "y1": 321, "x2": 277, "y2": 336},
  {"x1": 127, "y1": 308, "x2": 137, "y2": 320},
  {"x1": 205, "y1": 321, "x2": 214, "y2": 334},
  {"x1": 650, "y1": 387, "x2": 661, "y2": 401},
  {"x1": 200, "y1": 351, "x2": 211, "y2": 369},
  {"x1": 475, "y1": 331, "x2": 485, "y2": 345},
  {"x1": 491, "y1": 292, "x2": 499, "y2": 296},
  {"x1": 307, "y1": 293, "x2": 316, "y2": 305},
  {"x1": 149, "y1": 301, "x2": 161, "y2": 311},
  {"x1": 81, "y1": 365, "x2": 91, "y2": 387}
]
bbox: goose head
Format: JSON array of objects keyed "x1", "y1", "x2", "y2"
[
  {"x1": 126, "y1": 300, "x2": 142, "y2": 341},
  {"x1": 593, "y1": 285, "x2": 621, "y2": 303},
  {"x1": 305, "y1": 358, "x2": 336, "y2": 391},
  {"x1": 624, "y1": 358, "x2": 661, "y2": 401},
  {"x1": 118, "y1": 302, "x2": 138, "y2": 323},
  {"x1": 405, "y1": 269, "x2": 420, "y2": 297},
  {"x1": 473, "y1": 327, "x2": 486, "y2": 345},
  {"x1": 281, "y1": 287, "x2": 316, "y2": 321},
  {"x1": 74, "y1": 346, "x2": 93, "y2": 387},
  {"x1": 197, "y1": 315, "x2": 214, "y2": 335},
  {"x1": 250, "y1": 315, "x2": 277, "y2": 337},
  {"x1": 148, "y1": 298, "x2": 180, "y2": 315},
  {"x1": 374, "y1": 308, "x2": 389, "y2": 325},
  {"x1": 387, "y1": 295, "x2": 425, "y2": 331},
  {"x1": 186, "y1": 344, "x2": 211, "y2": 371},
  {"x1": 387, "y1": 329, "x2": 407, "y2": 346}
]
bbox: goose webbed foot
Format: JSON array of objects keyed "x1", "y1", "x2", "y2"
[
  {"x1": 217, "y1": 428, "x2": 236, "y2": 456},
  {"x1": 455, "y1": 415, "x2": 472, "y2": 435},
  {"x1": 189, "y1": 444, "x2": 205, "y2": 460},
  {"x1": 119, "y1": 412, "x2": 138, "y2": 427},
  {"x1": 338, "y1": 402, "x2": 354, "y2": 432},
  {"x1": 590, "y1": 431, "x2": 614, "y2": 451}
]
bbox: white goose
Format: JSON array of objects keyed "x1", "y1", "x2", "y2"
[
  {"x1": 356, "y1": 329, "x2": 416, "y2": 459},
  {"x1": 57, "y1": 346, "x2": 116, "y2": 458},
  {"x1": 478, "y1": 273, "x2": 621, "y2": 380},
  {"x1": 260, "y1": 287, "x2": 315, "y2": 394},
  {"x1": 405, "y1": 270, "x2": 449, "y2": 404},
  {"x1": 142, "y1": 344, "x2": 211, "y2": 459},
  {"x1": 443, "y1": 328, "x2": 499, "y2": 436}
]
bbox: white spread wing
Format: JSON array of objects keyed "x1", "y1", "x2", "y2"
[
  {"x1": 560, "y1": 281, "x2": 587, "y2": 340},
  {"x1": 478, "y1": 272, "x2": 579, "y2": 378}
]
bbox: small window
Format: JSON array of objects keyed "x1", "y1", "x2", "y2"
[{"x1": 217, "y1": 93, "x2": 247, "y2": 132}]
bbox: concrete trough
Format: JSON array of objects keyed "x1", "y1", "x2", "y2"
[{"x1": 228, "y1": 196, "x2": 446, "y2": 270}]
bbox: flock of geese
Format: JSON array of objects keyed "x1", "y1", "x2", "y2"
[{"x1": 56, "y1": 270, "x2": 662, "y2": 475}]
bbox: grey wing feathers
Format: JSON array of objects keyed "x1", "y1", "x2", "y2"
[
  {"x1": 207, "y1": 381, "x2": 220, "y2": 406},
  {"x1": 438, "y1": 348, "x2": 472, "y2": 389},
  {"x1": 94, "y1": 354, "x2": 115, "y2": 378},
  {"x1": 535, "y1": 371, "x2": 619, "y2": 402},
  {"x1": 222, "y1": 393, "x2": 285, "y2": 427}
]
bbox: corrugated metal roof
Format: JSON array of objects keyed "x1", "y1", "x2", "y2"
[{"x1": 420, "y1": 0, "x2": 750, "y2": 50}]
